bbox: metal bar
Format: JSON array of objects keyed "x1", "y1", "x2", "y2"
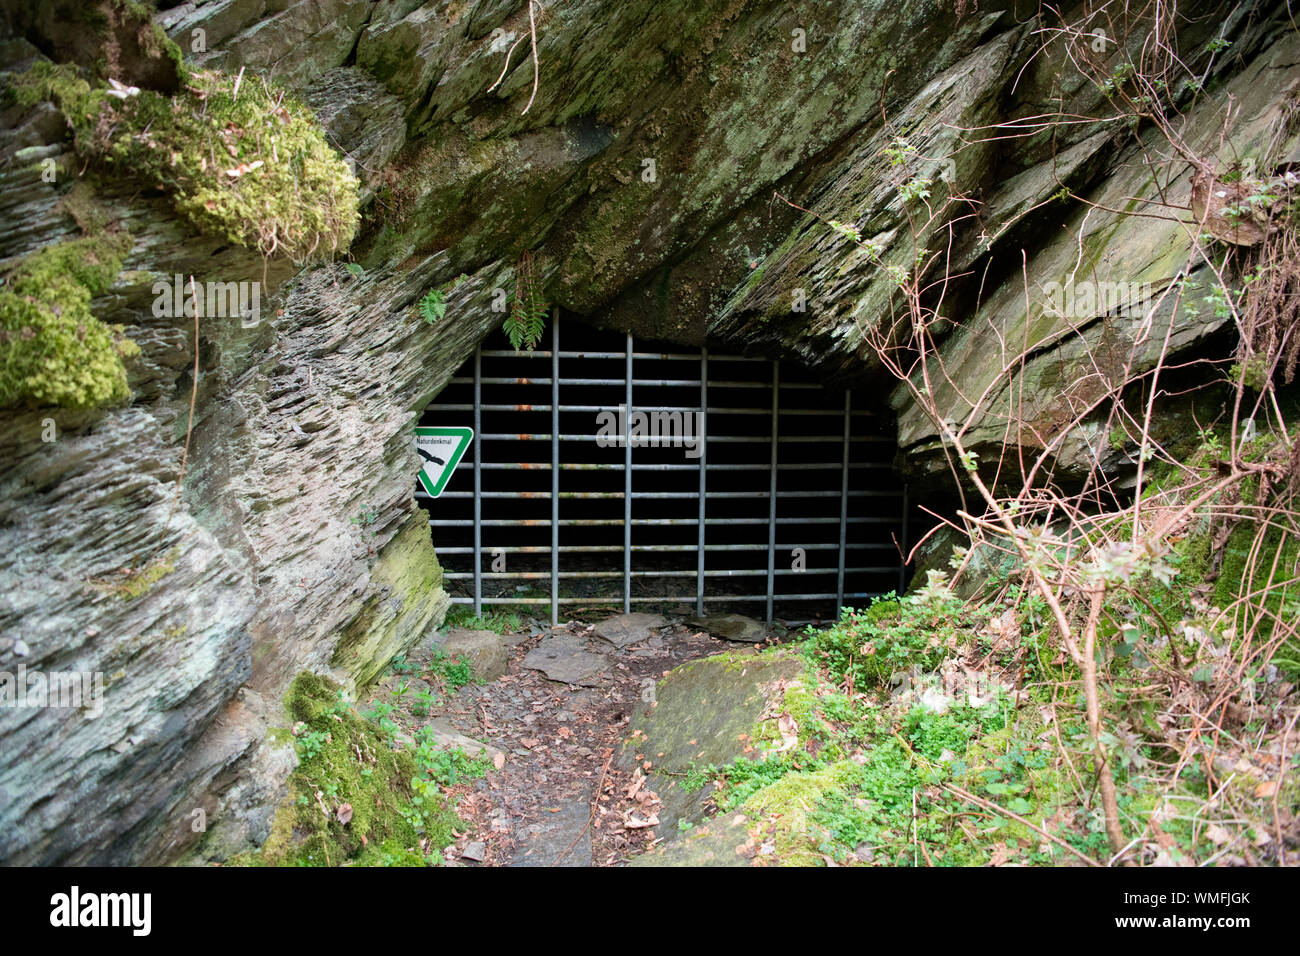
[
  {"x1": 449, "y1": 376, "x2": 823, "y2": 389},
  {"x1": 434, "y1": 403, "x2": 889, "y2": 420},
  {"x1": 474, "y1": 350, "x2": 765, "y2": 362},
  {"x1": 471, "y1": 433, "x2": 879, "y2": 444},
  {"x1": 445, "y1": 567, "x2": 898, "y2": 580},
  {"x1": 471, "y1": 461, "x2": 889, "y2": 471},
  {"x1": 436, "y1": 542, "x2": 899, "y2": 555},
  {"x1": 624, "y1": 331, "x2": 632, "y2": 614},
  {"x1": 697, "y1": 347, "x2": 707, "y2": 617},
  {"x1": 550, "y1": 311, "x2": 559, "y2": 627},
  {"x1": 473, "y1": 345, "x2": 482, "y2": 617},
  {"x1": 422, "y1": 488, "x2": 904, "y2": 501},
  {"x1": 766, "y1": 360, "x2": 778, "y2": 624},
  {"x1": 447, "y1": 592, "x2": 886, "y2": 606},
  {"x1": 836, "y1": 389, "x2": 850, "y2": 615},
  {"x1": 430, "y1": 516, "x2": 898, "y2": 527}
]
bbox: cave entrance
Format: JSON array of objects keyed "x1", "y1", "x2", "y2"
[{"x1": 417, "y1": 316, "x2": 908, "y2": 626}]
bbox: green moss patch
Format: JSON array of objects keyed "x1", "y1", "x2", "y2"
[
  {"x1": 90, "y1": 546, "x2": 177, "y2": 600},
  {"x1": 238, "y1": 672, "x2": 461, "y2": 867},
  {"x1": 11, "y1": 62, "x2": 358, "y2": 262},
  {"x1": 0, "y1": 231, "x2": 138, "y2": 409}
]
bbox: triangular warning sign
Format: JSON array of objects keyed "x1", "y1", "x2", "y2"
[{"x1": 415, "y1": 426, "x2": 473, "y2": 498}]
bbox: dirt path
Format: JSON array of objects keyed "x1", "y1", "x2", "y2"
[{"x1": 410, "y1": 618, "x2": 734, "y2": 866}]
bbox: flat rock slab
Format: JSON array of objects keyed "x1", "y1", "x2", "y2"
[
  {"x1": 441, "y1": 628, "x2": 508, "y2": 681},
  {"x1": 522, "y1": 634, "x2": 608, "y2": 686},
  {"x1": 510, "y1": 782, "x2": 592, "y2": 867},
  {"x1": 619, "y1": 650, "x2": 804, "y2": 834},
  {"x1": 686, "y1": 613, "x2": 770, "y2": 643},
  {"x1": 592, "y1": 612, "x2": 667, "y2": 649},
  {"x1": 422, "y1": 719, "x2": 504, "y2": 762}
]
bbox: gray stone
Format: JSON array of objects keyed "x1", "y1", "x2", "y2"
[
  {"x1": 592, "y1": 612, "x2": 667, "y2": 649},
  {"x1": 522, "y1": 634, "x2": 608, "y2": 686},
  {"x1": 441, "y1": 629, "x2": 508, "y2": 682},
  {"x1": 686, "y1": 613, "x2": 770, "y2": 643},
  {"x1": 460, "y1": 840, "x2": 487, "y2": 862}
]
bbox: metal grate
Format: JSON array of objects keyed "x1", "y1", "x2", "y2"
[{"x1": 416, "y1": 313, "x2": 908, "y2": 625}]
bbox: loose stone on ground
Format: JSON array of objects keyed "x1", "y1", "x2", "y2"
[{"x1": 522, "y1": 632, "x2": 609, "y2": 685}]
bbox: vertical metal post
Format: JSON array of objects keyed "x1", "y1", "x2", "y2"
[
  {"x1": 836, "y1": 389, "x2": 850, "y2": 615},
  {"x1": 473, "y1": 345, "x2": 483, "y2": 618},
  {"x1": 551, "y1": 311, "x2": 559, "y2": 627},
  {"x1": 696, "y1": 348, "x2": 707, "y2": 617},
  {"x1": 623, "y1": 331, "x2": 633, "y2": 614},
  {"x1": 766, "y1": 360, "x2": 779, "y2": 624},
  {"x1": 899, "y1": 482, "x2": 910, "y2": 595}
]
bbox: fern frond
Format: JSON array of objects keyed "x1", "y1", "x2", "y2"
[
  {"x1": 419, "y1": 288, "x2": 446, "y2": 325},
  {"x1": 506, "y1": 251, "x2": 548, "y2": 351}
]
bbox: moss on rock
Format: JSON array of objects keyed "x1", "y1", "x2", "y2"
[
  {"x1": 0, "y1": 231, "x2": 138, "y2": 410},
  {"x1": 235, "y1": 672, "x2": 459, "y2": 867},
  {"x1": 10, "y1": 62, "x2": 359, "y2": 262}
]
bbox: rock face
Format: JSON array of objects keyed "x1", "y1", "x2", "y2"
[{"x1": 0, "y1": 0, "x2": 1295, "y2": 864}]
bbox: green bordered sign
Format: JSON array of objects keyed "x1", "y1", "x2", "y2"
[{"x1": 415, "y1": 426, "x2": 473, "y2": 498}]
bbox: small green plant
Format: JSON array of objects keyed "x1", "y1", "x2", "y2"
[
  {"x1": 444, "y1": 605, "x2": 524, "y2": 634},
  {"x1": 828, "y1": 219, "x2": 862, "y2": 243},
  {"x1": 1099, "y1": 62, "x2": 1136, "y2": 96},
  {"x1": 883, "y1": 135, "x2": 918, "y2": 167},
  {"x1": 413, "y1": 729, "x2": 489, "y2": 786},
  {"x1": 899, "y1": 177, "x2": 932, "y2": 204},
  {"x1": 418, "y1": 288, "x2": 446, "y2": 325},
  {"x1": 411, "y1": 689, "x2": 437, "y2": 717},
  {"x1": 425, "y1": 646, "x2": 476, "y2": 690},
  {"x1": 443, "y1": 658, "x2": 473, "y2": 690},
  {"x1": 362, "y1": 701, "x2": 399, "y2": 737},
  {"x1": 296, "y1": 729, "x2": 330, "y2": 761},
  {"x1": 803, "y1": 583, "x2": 968, "y2": 691}
]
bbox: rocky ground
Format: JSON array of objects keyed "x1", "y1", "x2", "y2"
[{"x1": 362, "y1": 610, "x2": 779, "y2": 866}]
